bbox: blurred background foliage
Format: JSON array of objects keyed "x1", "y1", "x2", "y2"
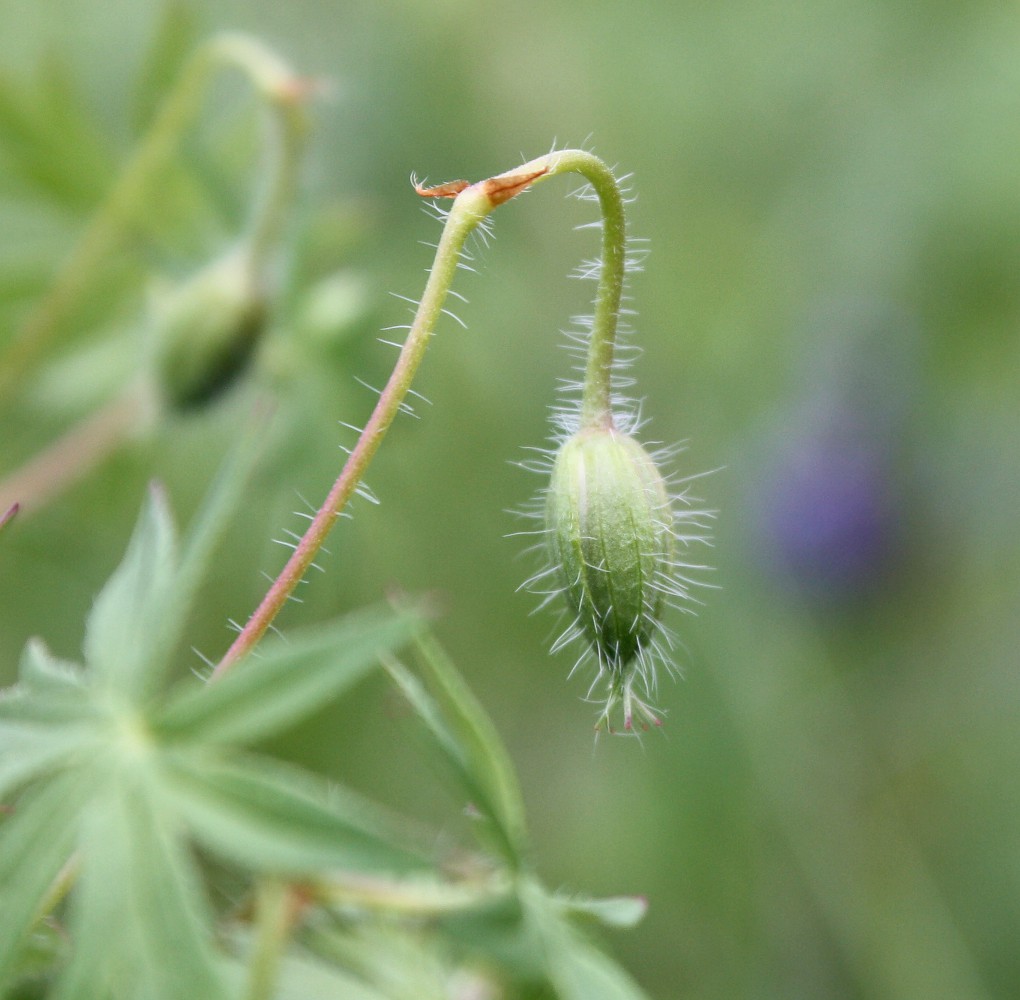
[{"x1": 1, "y1": 1, "x2": 1018, "y2": 997}]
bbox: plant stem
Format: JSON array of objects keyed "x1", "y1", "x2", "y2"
[
  {"x1": 227, "y1": 37, "x2": 310, "y2": 283},
  {"x1": 214, "y1": 150, "x2": 629, "y2": 675},
  {"x1": 0, "y1": 33, "x2": 306, "y2": 403},
  {"x1": 213, "y1": 184, "x2": 492, "y2": 676},
  {"x1": 0, "y1": 503, "x2": 18, "y2": 532},
  {"x1": 0, "y1": 387, "x2": 149, "y2": 517},
  {"x1": 532, "y1": 150, "x2": 627, "y2": 430},
  {"x1": 244, "y1": 878, "x2": 303, "y2": 1000}
]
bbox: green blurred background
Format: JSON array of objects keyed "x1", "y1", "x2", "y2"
[{"x1": 2, "y1": 1, "x2": 1018, "y2": 997}]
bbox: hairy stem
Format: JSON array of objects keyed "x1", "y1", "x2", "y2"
[
  {"x1": 214, "y1": 183, "x2": 491, "y2": 675},
  {"x1": 214, "y1": 150, "x2": 629, "y2": 675},
  {"x1": 533, "y1": 151, "x2": 627, "y2": 429},
  {"x1": 462, "y1": 149, "x2": 627, "y2": 430}
]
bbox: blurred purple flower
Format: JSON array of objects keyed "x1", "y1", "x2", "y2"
[{"x1": 752, "y1": 298, "x2": 919, "y2": 604}]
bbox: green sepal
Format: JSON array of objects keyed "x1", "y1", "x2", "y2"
[
  {"x1": 546, "y1": 427, "x2": 672, "y2": 670},
  {"x1": 150, "y1": 247, "x2": 266, "y2": 411}
]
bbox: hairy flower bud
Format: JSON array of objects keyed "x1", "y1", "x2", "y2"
[
  {"x1": 546, "y1": 426, "x2": 674, "y2": 679},
  {"x1": 151, "y1": 248, "x2": 266, "y2": 411}
]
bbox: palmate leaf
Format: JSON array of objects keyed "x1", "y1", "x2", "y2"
[
  {"x1": 554, "y1": 892, "x2": 649, "y2": 930},
  {"x1": 411, "y1": 631, "x2": 528, "y2": 856},
  {"x1": 0, "y1": 641, "x2": 96, "y2": 799},
  {"x1": 52, "y1": 780, "x2": 227, "y2": 1000},
  {"x1": 223, "y1": 940, "x2": 395, "y2": 1000},
  {"x1": 547, "y1": 930, "x2": 652, "y2": 1000},
  {"x1": 156, "y1": 605, "x2": 423, "y2": 746},
  {"x1": 0, "y1": 56, "x2": 113, "y2": 210},
  {"x1": 0, "y1": 436, "x2": 428, "y2": 992},
  {"x1": 82, "y1": 415, "x2": 265, "y2": 704},
  {"x1": 163, "y1": 751, "x2": 427, "y2": 877},
  {"x1": 17, "y1": 636, "x2": 88, "y2": 695},
  {"x1": 2, "y1": 640, "x2": 90, "y2": 727},
  {"x1": 82, "y1": 483, "x2": 178, "y2": 704},
  {"x1": 0, "y1": 718, "x2": 93, "y2": 801},
  {"x1": 0, "y1": 770, "x2": 93, "y2": 985},
  {"x1": 519, "y1": 880, "x2": 651, "y2": 1000}
]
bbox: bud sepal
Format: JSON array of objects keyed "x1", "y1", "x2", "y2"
[
  {"x1": 150, "y1": 247, "x2": 266, "y2": 411},
  {"x1": 542, "y1": 425, "x2": 676, "y2": 730}
]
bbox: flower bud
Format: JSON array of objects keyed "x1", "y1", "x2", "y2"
[
  {"x1": 151, "y1": 247, "x2": 266, "y2": 411},
  {"x1": 545, "y1": 426, "x2": 674, "y2": 675}
]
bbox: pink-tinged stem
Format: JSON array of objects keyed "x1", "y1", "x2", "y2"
[{"x1": 213, "y1": 149, "x2": 627, "y2": 678}]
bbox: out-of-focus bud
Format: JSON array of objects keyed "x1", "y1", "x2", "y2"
[{"x1": 150, "y1": 247, "x2": 266, "y2": 411}]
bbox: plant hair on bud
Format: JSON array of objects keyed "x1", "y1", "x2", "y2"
[
  {"x1": 519, "y1": 412, "x2": 714, "y2": 734},
  {"x1": 510, "y1": 150, "x2": 714, "y2": 734}
]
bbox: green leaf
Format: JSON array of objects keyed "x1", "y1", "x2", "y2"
[
  {"x1": 155, "y1": 407, "x2": 268, "y2": 673},
  {"x1": 0, "y1": 771, "x2": 91, "y2": 988},
  {"x1": 223, "y1": 940, "x2": 395, "y2": 1000},
  {"x1": 382, "y1": 633, "x2": 527, "y2": 866},
  {"x1": 1, "y1": 640, "x2": 91, "y2": 724},
  {"x1": 547, "y1": 931, "x2": 651, "y2": 1000},
  {"x1": 0, "y1": 57, "x2": 113, "y2": 210},
  {"x1": 73, "y1": 432, "x2": 261, "y2": 706},
  {"x1": 520, "y1": 881, "x2": 651, "y2": 1000},
  {"x1": 3, "y1": 918, "x2": 70, "y2": 992},
  {"x1": 83, "y1": 483, "x2": 178, "y2": 703},
  {"x1": 162, "y1": 751, "x2": 425, "y2": 877},
  {"x1": 0, "y1": 718, "x2": 94, "y2": 800},
  {"x1": 53, "y1": 781, "x2": 227, "y2": 1000},
  {"x1": 412, "y1": 630, "x2": 529, "y2": 860},
  {"x1": 0, "y1": 642, "x2": 96, "y2": 797},
  {"x1": 301, "y1": 916, "x2": 456, "y2": 1000},
  {"x1": 264, "y1": 950, "x2": 396, "y2": 1000},
  {"x1": 18, "y1": 637, "x2": 87, "y2": 694},
  {"x1": 157, "y1": 605, "x2": 421, "y2": 745},
  {"x1": 554, "y1": 892, "x2": 649, "y2": 930}
]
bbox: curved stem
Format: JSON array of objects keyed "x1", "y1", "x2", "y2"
[
  {"x1": 221, "y1": 36, "x2": 310, "y2": 282},
  {"x1": 0, "y1": 33, "x2": 307, "y2": 402},
  {"x1": 527, "y1": 151, "x2": 627, "y2": 429},
  {"x1": 213, "y1": 185, "x2": 492, "y2": 676},
  {"x1": 214, "y1": 150, "x2": 629, "y2": 676}
]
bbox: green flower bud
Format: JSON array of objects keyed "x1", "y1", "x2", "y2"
[
  {"x1": 151, "y1": 248, "x2": 266, "y2": 411},
  {"x1": 545, "y1": 425, "x2": 674, "y2": 680}
]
